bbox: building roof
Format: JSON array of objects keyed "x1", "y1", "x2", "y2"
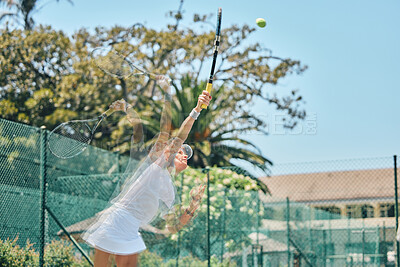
[{"x1": 260, "y1": 168, "x2": 395, "y2": 203}]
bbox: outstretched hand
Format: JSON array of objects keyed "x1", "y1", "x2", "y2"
[
  {"x1": 189, "y1": 184, "x2": 206, "y2": 212},
  {"x1": 109, "y1": 99, "x2": 128, "y2": 112},
  {"x1": 156, "y1": 75, "x2": 171, "y2": 93}
]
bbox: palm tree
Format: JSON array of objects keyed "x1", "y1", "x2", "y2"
[
  {"x1": 177, "y1": 75, "x2": 272, "y2": 168},
  {"x1": 137, "y1": 75, "x2": 272, "y2": 192}
]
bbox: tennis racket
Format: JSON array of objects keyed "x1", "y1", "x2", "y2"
[
  {"x1": 201, "y1": 7, "x2": 222, "y2": 109},
  {"x1": 91, "y1": 47, "x2": 170, "y2": 83},
  {"x1": 48, "y1": 109, "x2": 115, "y2": 159}
]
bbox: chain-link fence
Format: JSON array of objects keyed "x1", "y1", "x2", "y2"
[
  {"x1": 259, "y1": 157, "x2": 398, "y2": 267},
  {"x1": 0, "y1": 119, "x2": 128, "y2": 257},
  {"x1": 0, "y1": 118, "x2": 398, "y2": 267}
]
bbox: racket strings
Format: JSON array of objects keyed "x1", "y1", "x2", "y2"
[
  {"x1": 48, "y1": 122, "x2": 92, "y2": 159},
  {"x1": 93, "y1": 48, "x2": 148, "y2": 78},
  {"x1": 95, "y1": 52, "x2": 132, "y2": 78}
]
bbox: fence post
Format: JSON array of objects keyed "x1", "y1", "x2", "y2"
[
  {"x1": 206, "y1": 168, "x2": 211, "y2": 267},
  {"x1": 309, "y1": 206, "x2": 314, "y2": 264},
  {"x1": 375, "y1": 226, "x2": 380, "y2": 266},
  {"x1": 394, "y1": 155, "x2": 399, "y2": 267},
  {"x1": 323, "y1": 229, "x2": 327, "y2": 267},
  {"x1": 286, "y1": 197, "x2": 291, "y2": 267},
  {"x1": 383, "y1": 222, "x2": 387, "y2": 266},
  {"x1": 39, "y1": 126, "x2": 48, "y2": 267},
  {"x1": 361, "y1": 229, "x2": 365, "y2": 267},
  {"x1": 220, "y1": 187, "x2": 227, "y2": 262}
]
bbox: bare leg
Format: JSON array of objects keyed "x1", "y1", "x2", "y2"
[
  {"x1": 94, "y1": 249, "x2": 111, "y2": 267},
  {"x1": 115, "y1": 253, "x2": 139, "y2": 267}
]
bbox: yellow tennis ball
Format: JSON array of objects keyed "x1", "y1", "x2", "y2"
[{"x1": 256, "y1": 18, "x2": 266, "y2": 28}]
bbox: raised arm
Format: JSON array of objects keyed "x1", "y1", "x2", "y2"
[
  {"x1": 157, "y1": 76, "x2": 172, "y2": 135},
  {"x1": 159, "y1": 90, "x2": 211, "y2": 160},
  {"x1": 164, "y1": 185, "x2": 206, "y2": 234},
  {"x1": 109, "y1": 99, "x2": 144, "y2": 145},
  {"x1": 147, "y1": 76, "x2": 174, "y2": 160},
  {"x1": 175, "y1": 90, "x2": 212, "y2": 142}
]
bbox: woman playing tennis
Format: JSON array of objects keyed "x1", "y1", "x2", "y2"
[{"x1": 83, "y1": 76, "x2": 211, "y2": 267}]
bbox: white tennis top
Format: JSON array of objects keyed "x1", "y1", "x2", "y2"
[{"x1": 114, "y1": 161, "x2": 175, "y2": 225}]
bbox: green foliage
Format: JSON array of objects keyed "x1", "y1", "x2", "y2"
[
  {"x1": 44, "y1": 240, "x2": 76, "y2": 266},
  {"x1": 0, "y1": 237, "x2": 91, "y2": 266},
  {"x1": 0, "y1": 237, "x2": 37, "y2": 266},
  {"x1": 138, "y1": 250, "x2": 164, "y2": 266},
  {"x1": 0, "y1": 238, "x2": 235, "y2": 267},
  {"x1": 163, "y1": 255, "x2": 236, "y2": 267},
  {"x1": 151, "y1": 167, "x2": 266, "y2": 260},
  {"x1": 138, "y1": 250, "x2": 236, "y2": 267},
  {"x1": 0, "y1": 26, "x2": 75, "y2": 126},
  {"x1": 0, "y1": 6, "x2": 307, "y2": 174}
]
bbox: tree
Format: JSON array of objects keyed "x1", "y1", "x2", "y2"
[
  {"x1": 0, "y1": 8, "x2": 307, "y2": 175},
  {"x1": 0, "y1": 0, "x2": 72, "y2": 30},
  {"x1": 94, "y1": 20, "x2": 307, "y2": 174},
  {"x1": 99, "y1": 18, "x2": 307, "y2": 174}
]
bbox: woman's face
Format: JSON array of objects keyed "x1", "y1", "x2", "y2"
[{"x1": 174, "y1": 148, "x2": 188, "y2": 173}]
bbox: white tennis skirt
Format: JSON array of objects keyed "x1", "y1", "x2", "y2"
[{"x1": 83, "y1": 206, "x2": 146, "y2": 255}]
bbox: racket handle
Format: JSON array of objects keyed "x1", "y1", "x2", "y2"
[
  {"x1": 201, "y1": 83, "x2": 213, "y2": 109},
  {"x1": 147, "y1": 73, "x2": 157, "y2": 80},
  {"x1": 102, "y1": 109, "x2": 115, "y2": 118}
]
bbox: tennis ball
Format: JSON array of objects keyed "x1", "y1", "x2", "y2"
[{"x1": 256, "y1": 18, "x2": 266, "y2": 28}]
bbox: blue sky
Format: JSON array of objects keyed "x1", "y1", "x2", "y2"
[{"x1": 28, "y1": 0, "x2": 400, "y2": 170}]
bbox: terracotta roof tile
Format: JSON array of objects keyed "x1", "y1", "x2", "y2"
[{"x1": 260, "y1": 168, "x2": 394, "y2": 202}]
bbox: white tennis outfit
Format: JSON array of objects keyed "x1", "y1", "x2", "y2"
[{"x1": 83, "y1": 161, "x2": 175, "y2": 255}]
